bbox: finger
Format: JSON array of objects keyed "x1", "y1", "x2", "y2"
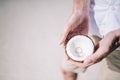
[
  {"x1": 84, "y1": 54, "x2": 100, "y2": 66},
  {"x1": 84, "y1": 47, "x2": 107, "y2": 66},
  {"x1": 68, "y1": 59, "x2": 88, "y2": 68},
  {"x1": 59, "y1": 27, "x2": 71, "y2": 46}
]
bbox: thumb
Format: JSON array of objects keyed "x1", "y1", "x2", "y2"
[
  {"x1": 84, "y1": 54, "x2": 97, "y2": 66},
  {"x1": 84, "y1": 48, "x2": 104, "y2": 66}
]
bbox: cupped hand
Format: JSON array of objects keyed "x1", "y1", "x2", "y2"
[
  {"x1": 59, "y1": 11, "x2": 89, "y2": 67},
  {"x1": 60, "y1": 12, "x2": 89, "y2": 46},
  {"x1": 84, "y1": 29, "x2": 120, "y2": 66},
  {"x1": 68, "y1": 29, "x2": 120, "y2": 68}
]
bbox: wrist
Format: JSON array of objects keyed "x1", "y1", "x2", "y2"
[
  {"x1": 73, "y1": 0, "x2": 89, "y2": 14},
  {"x1": 116, "y1": 29, "x2": 120, "y2": 45},
  {"x1": 111, "y1": 29, "x2": 120, "y2": 47}
]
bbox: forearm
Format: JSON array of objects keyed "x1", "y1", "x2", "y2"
[{"x1": 73, "y1": 0, "x2": 90, "y2": 13}]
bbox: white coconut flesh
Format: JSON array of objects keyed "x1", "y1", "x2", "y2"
[{"x1": 66, "y1": 35, "x2": 94, "y2": 61}]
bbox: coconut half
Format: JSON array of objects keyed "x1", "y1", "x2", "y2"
[{"x1": 66, "y1": 35, "x2": 94, "y2": 61}]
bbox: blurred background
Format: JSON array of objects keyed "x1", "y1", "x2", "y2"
[{"x1": 0, "y1": 0, "x2": 101, "y2": 80}]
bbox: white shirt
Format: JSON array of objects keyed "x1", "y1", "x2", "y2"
[{"x1": 89, "y1": 0, "x2": 120, "y2": 50}]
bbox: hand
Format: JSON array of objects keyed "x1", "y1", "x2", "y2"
[
  {"x1": 60, "y1": 0, "x2": 89, "y2": 66},
  {"x1": 59, "y1": 0, "x2": 89, "y2": 46},
  {"x1": 59, "y1": 11, "x2": 89, "y2": 67},
  {"x1": 60, "y1": 12, "x2": 89, "y2": 46},
  {"x1": 84, "y1": 29, "x2": 120, "y2": 66},
  {"x1": 68, "y1": 29, "x2": 120, "y2": 68}
]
